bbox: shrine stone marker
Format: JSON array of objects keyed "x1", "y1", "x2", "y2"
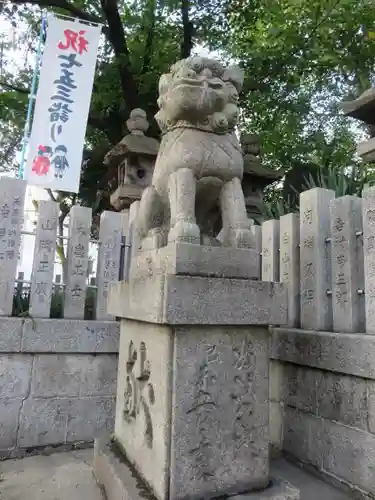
[{"x1": 94, "y1": 56, "x2": 299, "y2": 500}]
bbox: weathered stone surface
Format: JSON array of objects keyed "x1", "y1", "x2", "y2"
[
  {"x1": 262, "y1": 219, "x2": 280, "y2": 281},
  {"x1": 0, "y1": 329, "x2": 118, "y2": 455},
  {"x1": 269, "y1": 360, "x2": 285, "y2": 403},
  {"x1": 19, "y1": 398, "x2": 67, "y2": 447},
  {"x1": 362, "y1": 186, "x2": 375, "y2": 334},
  {"x1": 299, "y1": 188, "x2": 335, "y2": 330},
  {"x1": 107, "y1": 282, "x2": 128, "y2": 319},
  {"x1": 114, "y1": 319, "x2": 173, "y2": 500},
  {"x1": 283, "y1": 407, "x2": 323, "y2": 471},
  {"x1": 270, "y1": 327, "x2": 375, "y2": 380},
  {"x1": 132, "y1": 242, "x2": 259, "y2": 279},
  {"x1": 64, "y1": 206, "x2": 92, "y2": 319},
  {"x1": 250, "y1": 224, "x2": 261, "y2": 279},
  {"x1": 112, "y1": 273, "x2": 287, "y2": 325},
  {"x1": 284, "y1": 407, "x2": 375, "y2": 497},
  {"x1": 114, "y1": 321, "x2": 270, "y2": 500},
  {"x1": 136, "y1": 57, "x2": 253, "y2": 252},
  {"x1": 66, "y1": 397, "x2": 115, "y2": 442},
  {"x1": 233, "y1": 478, "x2": 299, "y2": 499},
  {"x1": 0, "y1": 398, "x2": 22, "y2": 449},
  {"x1": 322, "y1": 422, "x2": 375, "y2": 496},
  {"x1": 95, "y1": 439, "x2": 300, "y2": 500},
  {"x1": 31, "y1": 355, "x2": 117, "y2": 397},
  {"x1": 316, "y1": 372, "x2": 368, "y2": 431},
  {"x1": 1, "y1": 449, "x2": 104, "y2": 500},
  {"x1": 0, "y1": 317, "x2": 23, "y2": 351},
  {"x1": 365, "y1": 382, "x2": 375, "y2": 434},
  {"x1": 285, "y1": 365, "x2": 317, "y2": 414},
  {"x1": 96, "y1": 211, "x2": 123, "y2": 320},
  {"x1": 29, "y1": 200, "x2": 59, "y2": 318},
  {"x1": 0, "y1": 178, "x2": 27, "y2": 316},
  {"x1": 330, "y1": 196, "x2": 365, "y2": 333},
  {"x1": 269, "y1": 361, "x2": 285, "y2": 453},
  {"x1": 269, "y1": 401, "x2": 284, "y2": 453},
  {"x1": 94, "y1": 438, "x2": 153, "y2": 500},
  {"x1": 279, "y1": 213, "x2": 300, "y2": 327},
  {"x1": 128, "y1": 200, "x2": 141, "y2": 272},
  {"x1": 18, "y1": 396, "x2": 115, "y2": 448},
  {"x1": 284, "y1": 365, "x2": 368, "y2": 431},
  {"x1": 21, "y1": 319, "x2": 119, "y2": 353},
  {"x1": 171, "y1": 325, "x2": 269, "y2": 500},
  {"x1": 0, "y1": 354, "x2": 33, "y2": 398},
  {"x1": 163, "y1": 275, "x2": 286, "y2": 325}
]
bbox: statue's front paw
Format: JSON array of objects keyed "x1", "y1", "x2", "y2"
[{"x1": 168, "y1": 220, "x2": 200, "y2": 245}]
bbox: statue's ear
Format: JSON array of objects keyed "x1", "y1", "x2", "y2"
[{"x1": 223, "y1": 66, "x2": 244, "y2": 93}]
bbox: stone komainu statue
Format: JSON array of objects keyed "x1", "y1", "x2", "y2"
[{"x1": 137, "y1": 56, "x2": 253, "y2": 249}]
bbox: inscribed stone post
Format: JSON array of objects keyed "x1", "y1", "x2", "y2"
[
  {"x1": 29, "y1": 200, "x2": 59, "y2": 318},
  {"x1": 280, "y1": 213, "x2": 300, "y2": 327},
  {"x1": 0, "y1": 178, "x2": 26, "y2": 316},
  {"x1": 330, "y1": 196, "x2": 365, "y2": 333},
  {"x1": 299, "y1": 188, "x2": 335, "y2": 330},
  {"x1": 96, "y1": 211, "x2": 123, "y2": 320},
  {"x1": 251, "y1": 224, "x2": 261, "y2": 279},
  {"x1": 261, "y1": 219, "x2": 280, "y2": 282},
  {"x1": 362, "y1": 186, "x2": 375, "y2": 333},
  {"x1": 64, "y1": 206, "x2": 92, "y2": 319}
]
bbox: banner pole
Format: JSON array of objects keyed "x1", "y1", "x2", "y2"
[{"x1": 18, "y1": 11, "x2": 47, "y2": 179}]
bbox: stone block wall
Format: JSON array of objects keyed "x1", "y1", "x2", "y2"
[
  {"x1": 270, "y1": 327, "x2": 375, "y2": 498},
  {"x1": 0, "y1": 318, "x2": 119, "y2": 458}
]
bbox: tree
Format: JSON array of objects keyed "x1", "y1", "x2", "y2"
[
  {"x1": 3, "y1": 0, "x2": 375, "y2": 219},
  {"x1": 0, "y1": 0, "x2": 232, "y2": 276},
  {"x1": 0, "y1": 0, "x2": 230, "y2": 207},
  {"x1": 227, "y1": 0, "x2": 375, "y2": 216}
]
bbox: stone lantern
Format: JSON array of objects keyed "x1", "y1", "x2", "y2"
[
  {"x1": 104, "y1": 109, "x2": 160, "y2": 211},
  {"x1": 241, "y1": 133, "x2": 283, "y2": 221}
]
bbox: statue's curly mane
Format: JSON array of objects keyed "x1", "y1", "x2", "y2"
[{"x1": 155, "y1": 56, "x2": 244, "y2": 135}]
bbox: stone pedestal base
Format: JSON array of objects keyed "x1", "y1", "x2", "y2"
[
  {"x1": 131, "y1": 242, "x2": 260, "y2": 280},
  {"x1": 114, "y1": 319, "x2": 270, "y2": 500},
  {"x1": 106, "y1": 244, "x2": 290, "y2": 500},
  {"x1": 94, "y1": 439, "x2": 300, "y2": 500}
]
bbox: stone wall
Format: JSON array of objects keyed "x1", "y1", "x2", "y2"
[
  {"x1": 270, "y1": 327, "x2": 375, "y2": 499},
  {"x1": 0, "y1": 318, "x2": 119, "y2": 458}
]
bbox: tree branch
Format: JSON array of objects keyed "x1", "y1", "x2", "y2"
[
  {"x1": 180, "y1": 0, "x2": 193, "y2": 59},
  {"x1": 12, "y1": 0, "x2": 103, "y2": 25},
  {"x1": 0, "y1": 81, "x2": 29, "y2": 94},
  {"x1": 46, "y1": 188, "x2": 57, "y2": 202},
  {"x1": 99, "y1": 0, "x2": 139, "y2": 111},
  {"x1": 0, "y1": 134, "x2": 21, "y2": 167}
]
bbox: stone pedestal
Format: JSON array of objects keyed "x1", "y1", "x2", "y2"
[{"x1": 94, "y1": 243, "x2": 299, "y2": 500}]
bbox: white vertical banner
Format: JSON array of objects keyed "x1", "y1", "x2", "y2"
[{"x1": 24, "y1": 14, "x2": 101, "y2": 193}]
